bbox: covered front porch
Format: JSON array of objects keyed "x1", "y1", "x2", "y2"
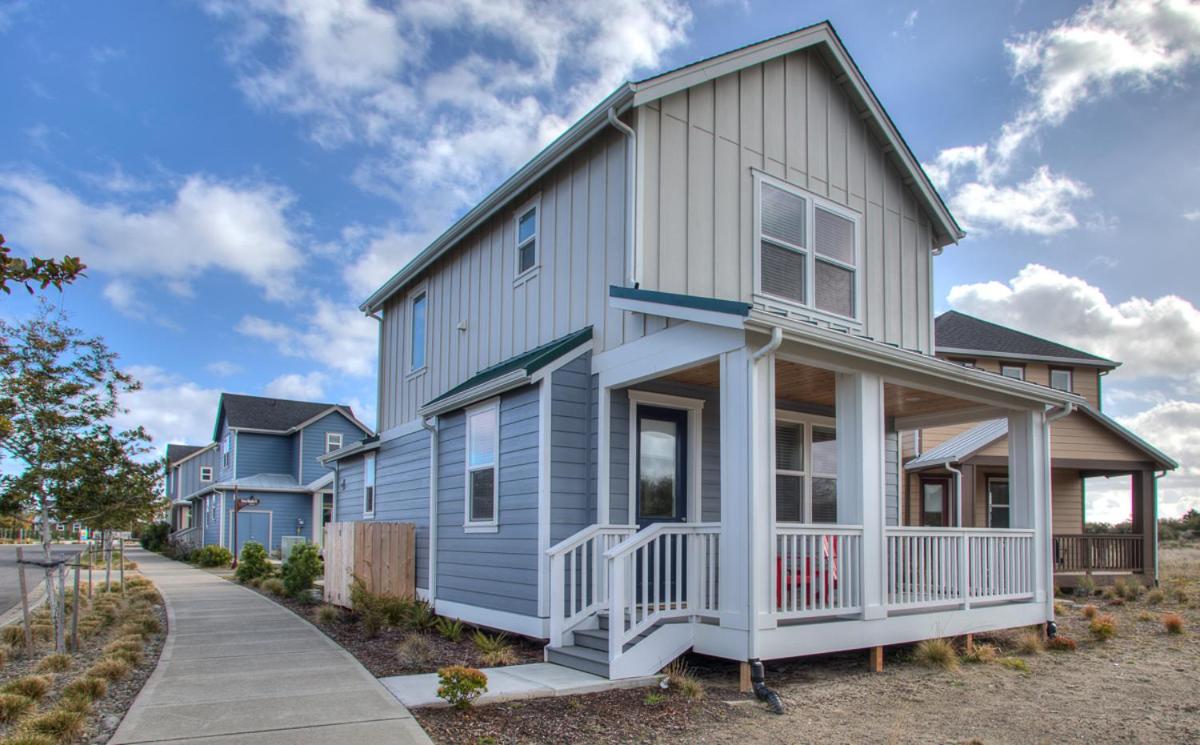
[{"x1": 547, "y1": 316, "x2": 1071, "y2": 679}]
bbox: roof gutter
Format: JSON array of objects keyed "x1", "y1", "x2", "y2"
[{"x1": 606, "y1": 106, "x2": 638, "y2": 286}]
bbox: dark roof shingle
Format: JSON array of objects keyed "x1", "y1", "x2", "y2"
[
  {"x1": 935, "y1": 311, "x2": 1117, "y2": 366},
  {"x1": 217, "y1": 393, "x2": 349, "y2": 433},
  {"x1": 165, "y1": 444, "x2": 205, "y2": 466}
]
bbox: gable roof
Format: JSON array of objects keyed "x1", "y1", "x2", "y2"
[
  {"x1": 212, "y1": 393, "x2": 369, "y2": 440},
  {"x1": 166, "y1": 444, "x2": 205, "y2": 467},
  {"x1": 361, "y1": 21, "x2": 963, "y2": 313},
  {"x1": 935, "y1": 311, "x2": 1118, "y2": 368}
]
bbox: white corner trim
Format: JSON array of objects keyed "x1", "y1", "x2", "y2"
[
  {"x1": 536, "y1": 378, "x2": 552, "y2": 617},
  {"x1": 433, "y1": 598, "x2": 549, "y2": 639},
  {"x1": 626, "y1": 389, "x2": 705, "y2": 525}
]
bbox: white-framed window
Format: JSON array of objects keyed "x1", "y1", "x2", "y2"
[
  {"x1": 325, "y1": 432, "x2": 343, "y2": 454},
  {"x1": 408, "y1": 289, "x2": 428, "y2": 374},
  {"x1": 987, "y1": 477, "x2": 1010, "y2": 528},
  {"x1": 1049, "y1": 367, "x2": 1072, "y2": 392},
  {"x1": 199, "y1": 466, "x2": 213, "y2": 482},
  {"x1": 950, "y1": 357, "x2": 977, "y2": 368},
  {"x1": 754, "y1": 171, "x2": 860, "y2": 324},
  {"x1": 222, "y1": 432, "x2": 232, "y2": 468},
  {"x1": 514, "y1": 198, "x2": 539, "y2": 278},
  {"x1": 363, "y1": 452, "x2": 376, "y2": 517},
  {"x1": 1000, "y1": 363, "x2": 1025, "y2": 380},
  {"x1": 464, "y1": 399, "x2": 500, "y2": 531},
  {"x1": 774, "y1": 411, "x2": 838, "y2": 524}
]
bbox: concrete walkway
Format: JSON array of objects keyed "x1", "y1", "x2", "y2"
[
  {"x1": 382, "y1": 663, "x2": 662, "y2": 708},
  {"x1": 111, "y1": 549, "x2": 431, "y2": 745}
]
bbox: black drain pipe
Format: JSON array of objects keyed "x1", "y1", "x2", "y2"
[
  {"x1": 749, "y1": 659, "x2": 784, "y2": 715},
  {"x1": 1046, "y1": 620, "x2": 1058, "y2": 639}
]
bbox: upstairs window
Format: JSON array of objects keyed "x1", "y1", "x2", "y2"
[
  {"x1": 221, "y1": 433, "x2": 232, "y2": 468},
  {"x1": 325, "y1": 432, "x2": 343, "y2": 454},
  {"x1": 363, "y1": 452, "x2": 376, "y2": 517},
  {"x1": 756, "y1": 174, "x2": 859, "y2": 322},
  {"x1": 199, "y1": 466, "x2": 213, "y2": 483},
  {"x1": 409, "y1": 291, "x2": 427, "y2": 373},
  {"x1": 1000, "y1": 363, "x2": 1025, "y2": 381},
  {"x1": 465, "y1": 400, "x2": 499, "y2": 529},
  {"x1": 1050, "y1": 367, "x2": 1073, "y2": 392},
  {"x1": 516, "y1": 205, "x2": 538, "y2": 276},
  {"x1": 949, "y1": 357, "x2": 977, "y2": 368}
]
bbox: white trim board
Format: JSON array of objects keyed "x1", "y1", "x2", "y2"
[
  {"x1": 434, "y1": 598, "x2": 549, "y2": 640},
  {"x1": 536, "y1": 379, "x2": 552, "y2": 617}
]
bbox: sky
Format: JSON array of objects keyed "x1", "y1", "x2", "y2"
[{"x1": 1, "y1": 0, "x2": 1198, "y2": 522}]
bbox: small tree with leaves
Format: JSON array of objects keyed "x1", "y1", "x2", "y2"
[{"x1": 0, "y1": 234, "x2": 85, "y2": 295}]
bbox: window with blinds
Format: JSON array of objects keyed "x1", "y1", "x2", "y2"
[{"x1": 774, "y1": 416, "x2": 838, "y2": 524}]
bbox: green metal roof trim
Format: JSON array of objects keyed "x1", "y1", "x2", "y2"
[
  {"x1": 609, "y1": 285, "x2": 752, "y2": 317},
  {"x1": 423, "y1": 326, "x2": 594, "y2": 410}
]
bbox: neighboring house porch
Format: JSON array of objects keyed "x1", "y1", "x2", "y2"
[{"x1": 544, "y1": 296, "x2": 1076, "y2": 679}]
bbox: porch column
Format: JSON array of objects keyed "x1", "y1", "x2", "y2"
[
  {"x1": 836, "y1": 372, "x2": 886, "y2": 620},
  {"x1": 1132, "y1": 470, "x2": 1157, "y2": 583},
  {"x1": 1008, "y1": 409, "x2": 1049, "y2": 604},
  {"x1": 597, "y1": 385, "x2": 612, "y2": 525}
]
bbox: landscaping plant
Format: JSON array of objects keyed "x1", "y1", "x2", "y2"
[
  {"x1": 998, "y1": 657, "x2": 1029, "y2": 673},
  {"x1": 18, "y1": 706, "x2": 87, "y2": 743},
  {"x1": 235, "y1": 540, "x2": 272, "y2": 584},
  {"x1": 35, "y1": 653, "x2": 73, "y2": 673},
  {"x1": 1015, "y1": 631, "x2": 1044, "y2": 655},
  {"x1": 2, "y1": 676, "x2": 52, "y2": 701},
  {"x1": 1162, "y1": 612, "x2": 1185, "y2": 634},
  {"x1": 397, "y1": 633, "x2": 436, "y2": 668},
  {"x1": 281, "y1": 542, "x2": 323, "y2": 597},
  {"x1": 315, "y1": 604, "x2": 339, "y2": 625},
  {"x1": 1081, "y1": 604, "x2": 1098, "y2": 619},
  {"x1": 138, "y1": 521, "x2": 171, "y2": 552},
  {"x1": 962, "y1": 642, "x2": 998, "y2": 664},
  {"x1": 1046, "y1": 636, "x2": 1078, "y2": 652},
  {"x1": 260, "y1": 578, "x2": 286, "y2": 596},
  {"x1": 1089, "y1": 613, "x2": 1117, "y2": 641},
  {"x1": 0, "y1": 692, "x2": 34, "y2": 723},
  {"x1": 436, "y1": 665, "x2": 488, "y2": 710},
  {"x1": 193, "y1": 545, "x2": 233, "y2": 568},
  {"x1": 472, "y1": 630, "x2": 516, "y2": 666},
  {"x1": 913, "y1": 638, "x2": 958, "y2": 670},
  {"x1": 434, "y1": 616, "x2": 464, "y2": 642}
]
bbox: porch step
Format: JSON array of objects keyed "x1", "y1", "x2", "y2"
[{"x1": 546, "y1": 644, "x2": 610, "y2": 678}]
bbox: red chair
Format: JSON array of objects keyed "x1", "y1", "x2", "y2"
[{"x1": 776, "y1": 535, "x2": 839, "y2": 609}]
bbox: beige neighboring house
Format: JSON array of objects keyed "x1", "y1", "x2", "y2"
[{"x1": 904, "y1": 311, "x2": 1177, "y2": 588}]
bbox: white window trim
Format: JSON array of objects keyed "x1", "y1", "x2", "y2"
[
  {"x1": 1049, "y1": 367, "x2": 1073, "y2": 392},
  {"x1": 1000, "y1": 364, "x2": 1025, "y2": 381},
  {"x1": 406, "y1": 282, "x2": 430, "y2": 379},
  {"x1": 626, "y1": 390, "x2": 704, "y2": 526},
  {"x1": 363, "y1": 452, "x2": 377, "y2": 518},
  {"x1": 752, "y1": 170, "x2": 863, "y2": 329},
  {"x1": 464, "y1": 398, "x2": 501, "y2": 533},
  {"x1": 987, "y1": 476, "x2": 1010, "y2": 528},
  {"x1": 221, "y1": 432, "x2": 232, "y2": 469},
  {"x1": 513, "y1": 194, "x2": 542, "y2": 284},
  {"x1": 773, "y1": 409, "x2": 837, "y2": 524},
  {"x1": 325, "y1": 432, "x2": 343, "y2": 455},
  {"x1": 199, "y1": 466, "x2": 213, "y2": 483}
]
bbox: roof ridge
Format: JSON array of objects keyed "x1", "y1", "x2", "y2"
[{"x1": 935, "y1": 310, "x2": 1116, "y2": 365}]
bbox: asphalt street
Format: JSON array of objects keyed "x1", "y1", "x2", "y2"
[{"x1": 0, "y1": 543, "x2": 86, "y2": 616}]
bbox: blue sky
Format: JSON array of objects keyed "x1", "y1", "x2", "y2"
[{"x1": 2, "y1": 0, "x2": 1198, "y2": 521}]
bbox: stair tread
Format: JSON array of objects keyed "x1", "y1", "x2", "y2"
[{"x1": 550, "y1": 644, "x2": 609, "y2": 663}]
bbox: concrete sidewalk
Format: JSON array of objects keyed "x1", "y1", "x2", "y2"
[
  {"x1": 382, "y1": 662, "x2": 661, "y2": 708},
  {"x1": 111, "y1": 549, "x2": 431, "y2": 745}
]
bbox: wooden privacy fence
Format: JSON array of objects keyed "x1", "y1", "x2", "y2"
[
  {"x1": 1054, "y1": 533, "x2": 1143, "y2": 573},
  {"x1": 324, "y1": 521, "x2": 416, "y2": 607}
]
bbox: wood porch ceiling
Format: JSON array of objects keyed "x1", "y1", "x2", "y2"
[{"x1": 659, "y1": 360, "x2": 974, "y2": 418}]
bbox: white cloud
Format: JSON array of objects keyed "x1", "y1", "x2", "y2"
[
  {"x1": 264, "y1": 371, "x2": 328, "y2": 400},
  {"x1": 926, "y1": 0, "x2": 1200, "y2": 236},
  {"x1": 114, "y1": 366, "x2": 222, "y2": 452},
  {"x1": 947, "y1": 263, "x2": 1200, "y2": 383},
  {"x1": 1184, "y1": 210, "x2": 1200, "y2": 222},
  {"x1": 0, "y1": 173, "x2": 306, "y2": 303},
  {"x1": 205, "y1": 360, "x2": 241, "y2": 377},
  {"x1": 1117, "y1": 401, "x2": 1200, "y2": 518},
  {"x1": 236, "y1": 296, "x2": 377, "y2": 376}
]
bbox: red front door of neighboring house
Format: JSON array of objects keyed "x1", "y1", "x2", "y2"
[{"x1": 920, "y1": 476, "x2": 952, "y2": 527}]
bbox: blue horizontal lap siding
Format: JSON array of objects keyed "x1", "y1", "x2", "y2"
[
  {"x1": 551, "y1": 355, "x2": 594, "y2": 543},
  {"x1": 299, "y1": 412, "x2": 367, "y2": 485},
  {"x1": 200, "y1": 492, "x2": 225, "y2": 546},
  {"x1": 235, "y1": 432, "x2": 294, "y2": 479},
  {"x1": 335, "y1": 457, "x2": 366, "y2": 522},
  {"x1": 177, "y1": 448, "x2": 218, "y2": 500},
  {"x1": 437, "y1": 385, "x2": 540, "y2": 618}
]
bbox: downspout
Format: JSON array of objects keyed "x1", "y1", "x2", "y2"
[
  {"x1": 945, "y1": 462, "x2": 964, "y2": 527},
  {"x1": 1042, "y1": 402, "x2": 1074, "y2": 637},
  {"x1": 422, "y1": 416, "x2": 439, "y2": 602},
  {"x1": 1154, "y1": 469, "x2": 1166, "y2": 583},
  {"x1": 748, "y1": 326, "x2": 784, "y2": 714},
  {"x1": 607, "y1": 106, "x2": 638, "y2": 287}
]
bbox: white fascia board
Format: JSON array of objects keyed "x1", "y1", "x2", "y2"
[
  {"x1": 417, "y1": 370, "x2": 530, "y2": 418},
  {"x1": 609, "y1": 294, "x2": 747, "y2": 330},
  {"x1": 593, "y1": 322, "x2": 745, "y2": 390},
  {"x1": 289, "y1": 406, "x2": 374, "y2": 436},
  {"x1": 318, "y1": 439, "x2": 382, "y2": 465},
  {"x1": 935, "y1": 346, "x2": 1119, "y2": 369}
]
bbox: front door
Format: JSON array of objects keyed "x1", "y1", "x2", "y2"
[
  {"x1": 235, "y1": 511, "x2": 270, "y2": 556},
  {"x1": 920, "y1": 477, "x2": 951, "y2": 527},
  {"x1": 636, "y1": 405, "x2": 688, "y2": 527}
]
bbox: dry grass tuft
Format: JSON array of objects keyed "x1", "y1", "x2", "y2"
[
  {"x1": 1163, "y1": 612, "x2": 1185, "y2": 635},
  {"x1": 2, "y1": 676, "x2": 52, "y2": 701},
  {"x1": 0, "y1": 692, "x2": 34, "y2": 723},
  {"x1": 1046, "y1": 636, "x2": 1077, "y2": 652},
  {"x1": 962, "y1": 642, "x2": 998, "y2": 664},
  {"x1": 35, "y1": 653, "x2": 72, "y2": 674},
  {"x1": 314, "y1": 604, "x2": 339, "y2": 625},
  {"x1": 1145, "y1": 588, "x2": 1165, "y2": 605},
  {"x1": 1015, "y1": 631, "x2": 1044, "y2": 656},
  {"x1": 998, "y1": 657, "x2": 1029, "y2": 673},
  {"x1": 1089, "y1": 614, "x2": 1117, "y2": 641},
  {"x1": 913, "y1": 638, "x2": 958, "y2": 671},
  {"x1": 663, "y1": 659, "x2": 705, "y2": 700},
  {"x1": 87, "y1": 657, "x2": 132, "y2": 682},
  {"x1": 19, "y1": 705, "x2": 87, "y2": 743},
  {"x1": 1081, "y1": 604, "x2": 1099, "y2": 620},
  {"x1": 396, "y1": 633, "x2": 436, "y2": 668},
  {"x1": 61, "y1": 676, "x2": 107, "y2": 704}
]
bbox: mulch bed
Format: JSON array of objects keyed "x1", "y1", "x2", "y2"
[{"x1": 241, "y1": 584, "x2": 543, "y2": 676}]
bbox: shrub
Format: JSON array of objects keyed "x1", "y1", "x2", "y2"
[
  {"x1": 1081, "y1": 604, "x2": 1099, "y2": 620},
  {"x1": 1046, "y1": 636, "x2": 1077, "y2": 652},
  {"x1": 260, "y1": 578, "x2": 286, "y2": 597},
  {"x1": 36, "y1": 653, "x2": 72, "y2": 673},
  {"x1": 139, "y1": 522, "x2": 172, "y2": 553},
  {"x1": 1163, "y1": 612, "x2": 1185, "y2": 634},
  {"x1": 1089, "y1": 614, "x2": 1117, "y2": 641},
  {"x1": 643, "y1": 692, "x2": 667, "y2": 706},
  {"x1": 1137, "y1": 610, "x2": 1155, "y2": 622},
  {"x1": 397, "y1": 633, "x2": 436, "y2": 668},
  {"x1": 1015, "y1": 631, "x2": 1043, "y2": 656},
  {"x1": 436, "y1": 665, "x2": 487, "y2": 710},
  {"x1": 913, "y1": 638, "x2": 958, "y2": 670},
  {"x1": 406, "y1": 600, "x2": 437, "y2": 631},
  {"x1": 0, "y1": 693, "x2": 34, "y2": 723},
  {"x1": 126, "y1": 576, "x2": 152, "y2": 589},
  {"x1": 962, "y1": 642, "x2": 998, "y2": 664},
  {"x1": 193, "y1": 545, "x2": 233, "y2": 568},
  {"x1": 30, "y1": 623, "x2": 53, "y2": 642},
  {"x1": 19, "y1": 706, "x2": 86, "y2": 743},
  {"x1": 281, "y1": 543, "x2": 323, "y2": 597},
  {"x1": 235, "y1": 541, "x2": 271, "y2": 584},
  {"x1": 2, "y1": 676, "x2": 51, "y2": 701},
  {"x1": 664, "y1": 659, "x2": 705, "y2": 700},
  {"x1": 1146, "y1": 588, "x2": 1165, "y2": 605},
  {"x1": 435, "y1": 617, "x2": 464, "y2": 642},
  {"x1": 88, "y1": 657, "x2": 132, "y2": 682},
  {"x1": 1075, "y1": 576, "x2": 1096, "y2": 597},
  {"x1": 2, "y1": 625, "x2": 26, "y2": 646},
  {"x1": 2, "y1": 734, "x2": 55, "y2": 745},
  {"x1": 314, "y1": 605, "x2": 339, "y2": 625},
  {"x1": 1113, "y1": 577, "x2": 1143, "y2": 601},
  {"x1": 361, "y1": 608, "x2": 385, "y2": 639},
  {"x1": 125, "y1": 612, "x2": 162, "y2": 635},
  {"x1": 1053, "y1": 601, "x2": 1070, "y2": 616},
  {"x1": 61, "y1": 676, "x2": 107, "y2": 704},
  {"x1": 106, "y1": 646, "x2": 143, "y2": 666},
  {"x1": 998, "y1": 657, "x2": 1029, "y2": 673}
]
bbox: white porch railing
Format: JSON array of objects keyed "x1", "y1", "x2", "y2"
[
  {"x1": 547, "y1": 524, "x2": 637, "y2": 647},
  {"x1": 604, "y1": 522, "x2": 720, "y2": 659},
  {"x1": 886, "y1": 527, "x2": 1035, "y2": 609},
  {"x1": 774, "y1": 525, "x2": 863, "y2": 619},
  {"x1": 170, "y1": 525, "x2": 201, "y2": 550}
]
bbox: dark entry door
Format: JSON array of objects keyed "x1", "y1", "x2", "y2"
[
  {"x1": 636, "y1": 405, "x2": 688, "y2": 527},
  {"x1": 920, "y1": 477, "x2": 951, "y2": 527}
]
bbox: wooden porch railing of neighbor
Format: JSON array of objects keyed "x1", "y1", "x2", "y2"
[
  {"x1": 324, "y1": 521, "x2": 416, "y2": 607},
  {"x1": 1054, "y1": 533, "x2": 1143, "y2": 573}
]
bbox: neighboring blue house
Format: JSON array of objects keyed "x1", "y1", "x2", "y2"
[{"x1": 168, "y1": 393, "x2": 371, "y2": 556}]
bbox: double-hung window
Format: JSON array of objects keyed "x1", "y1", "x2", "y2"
[
  {"x1": 325, "y1": 432, "x2": 343, "y2": 455},
  {"x1": 199, "y1": 466, "x2": 212, "y2": 483},
  {"x1": 774, "y1": 413, "x2": 838, "y2": 523},
  {"x1": 409, "y1": 291, "x2": 427, "y2": 374},
  {"x1": 987, "y1": 477, "x2": 1010, "y2": 528},
  {"x1": 756, "y1": 173, "x2": 860, "y2": 323},
  {"x1": 221, "y1": 433, "x2": 232, "y2": 468},
  {"x1": 363, "y1": 452, "x2": 376, "y2": 517},
  {"x1": 464, "y1": 400, "x2": 499, "y2": 530},
  {"x1": 515, "y1": 203, "x2": 538, "y2": 277},
  {"x1": 1049, "y1": 367, "x2": 1072, "y2": 392},
  {"x1": 1000, "y1": 363, "x2": 1025, "y2": 380}
]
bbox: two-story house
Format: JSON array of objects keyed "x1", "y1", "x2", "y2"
[
  {"x1": 902, "y1": 311, "x2": 1176, "y2": 588},
  {"x1": 167, "y1": 393, "x2": 371, "y2": 556},
  {"x1": 166, "y1": 442, "x2": 216, "y2": 534},
  {"x1": 325, "y1": 22, "x2": 1093, "y2": 681}
]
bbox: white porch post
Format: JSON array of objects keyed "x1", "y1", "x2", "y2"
[
  {"x1": 1008, "y1": 408, "x2": 1049, "y2": 605},
  {"x1": 597, "y1": 384, "x2": 612, "y2": 525},
  {"x1": 836, "y1": 372, "x2": 886, "y2": 620},
  {"x1": 718, "y1": 346, "x2": 750, "y2": 632}
]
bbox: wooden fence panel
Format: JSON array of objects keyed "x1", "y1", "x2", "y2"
[{"x1": 324, "y1": 521, "x2": 416, "y2": 607}]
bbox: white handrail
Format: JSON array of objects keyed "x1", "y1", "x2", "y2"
[
  {"x1": 547, "y1": 524, "x2": 637, "y2": 648},
  {"x1": 547, "y1": 524, "x2": 635, "y2": 556},
  {"x1": 885, "y1": 527, "x2": 1035, "y2": 609},
  {"x1": 604, "y1": 521, "x2": 721, "y2": 560}
]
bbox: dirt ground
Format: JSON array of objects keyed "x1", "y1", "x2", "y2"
[{"x1": 415, "y1": 546, "x2": 1200, "y2": 745}]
